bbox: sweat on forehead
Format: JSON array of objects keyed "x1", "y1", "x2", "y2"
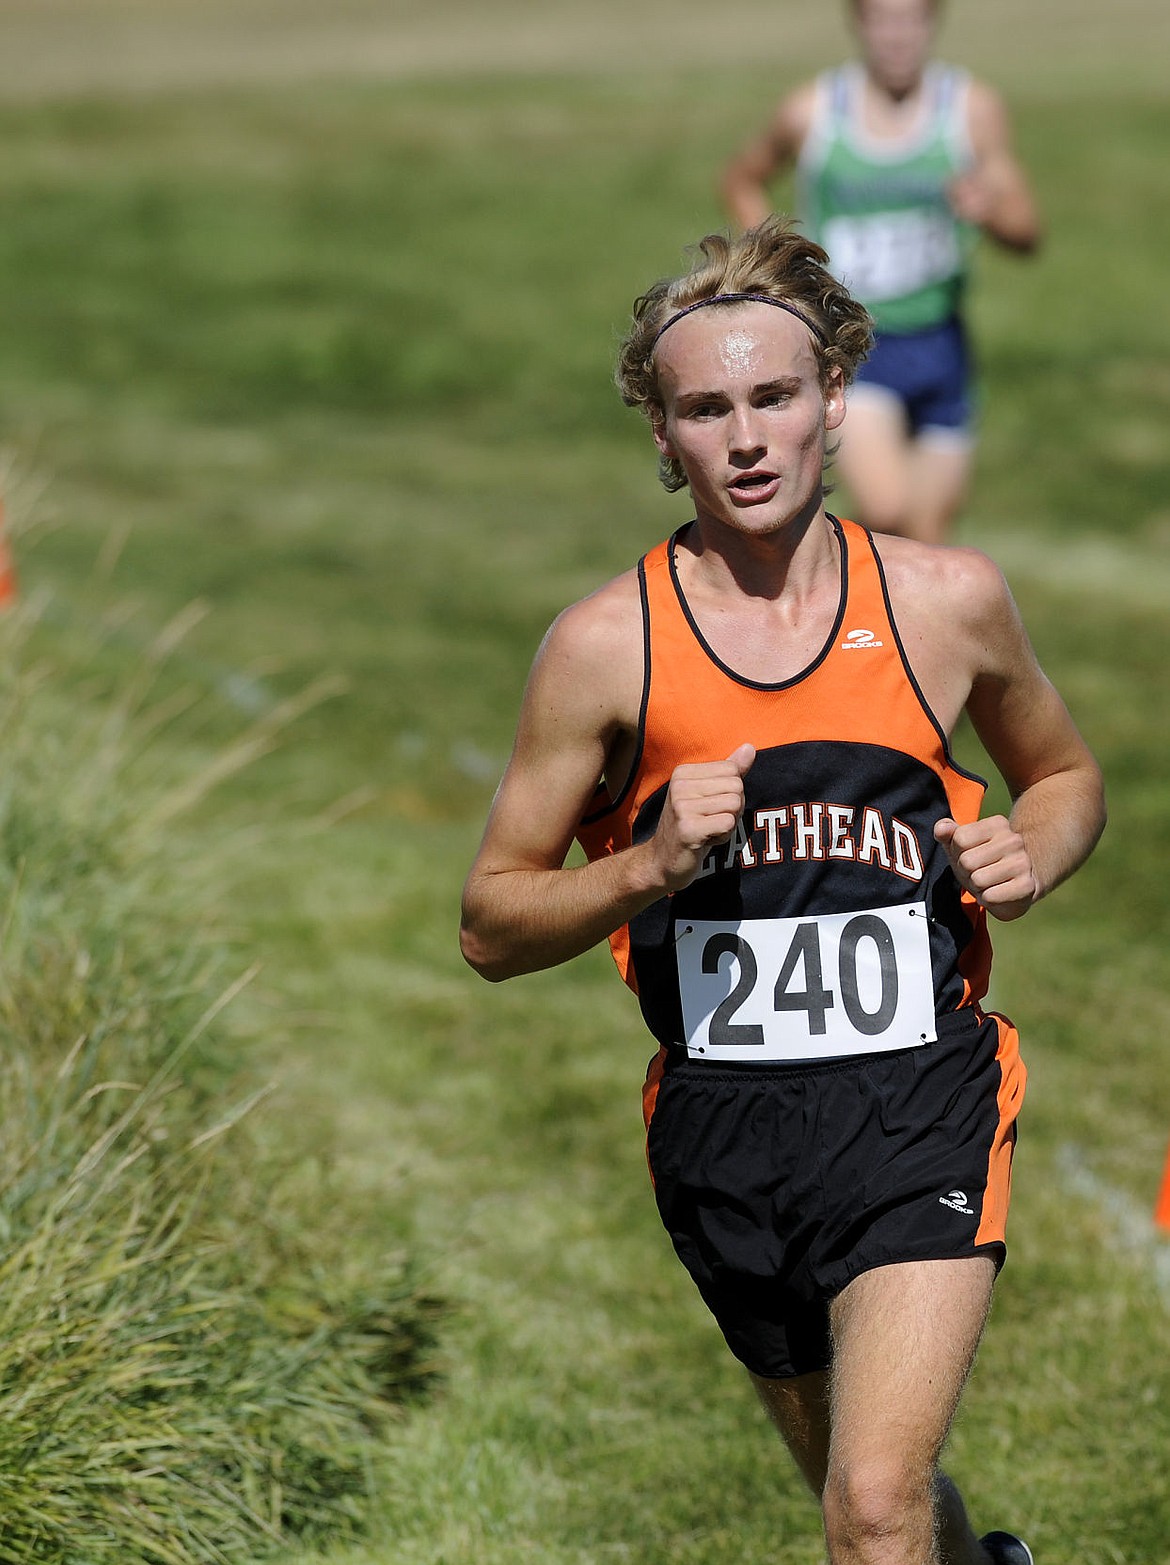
[{"x1": 717, "y1": 326, "x2": 763, "y2": 371}]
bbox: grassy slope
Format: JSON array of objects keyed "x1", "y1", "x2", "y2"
[{"x1": 0, "y1": 13, "x2": 1166, "y2": 1562}]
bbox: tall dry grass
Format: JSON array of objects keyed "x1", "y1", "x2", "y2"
[{"x1": 0, "y1": 583, "x2": 441, "y2": 1563}]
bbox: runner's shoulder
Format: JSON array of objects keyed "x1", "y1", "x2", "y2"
[
  {"x1": 535, "y1": 564, "x2": 645, "y2": 685},
  {"x1": 963, "y1": 76, "x2": 1014, "y2": 147},
  {"x1": 869, "y1": 532, "x2": 1017, "y2": 638},
  {"x1": 772, "y1": 80, "x2": 819, "y2": 147}
]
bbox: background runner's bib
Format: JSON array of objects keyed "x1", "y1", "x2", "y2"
[
  {"x1": 676, "y1": 903, "x2": 936, "y2": 1063},
  {"x1": 822, "y1": 210, "x2": 962, "y2": 305}
]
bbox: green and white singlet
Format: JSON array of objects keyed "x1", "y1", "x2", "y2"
[{"x1": 797, "y1": 62, "x2": 976, "y2": 334}]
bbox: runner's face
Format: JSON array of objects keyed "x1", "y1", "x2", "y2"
[
  {"x1": 853, "y1": 0, "x2": 936, "y2": 94},
  {"x1": 652, "y1": 303, "x2": 845, "y2": 539}
]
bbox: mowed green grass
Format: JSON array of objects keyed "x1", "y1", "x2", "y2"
[{"x1": 0, "y1": 40, "x2": 1167, "y2": 1565}]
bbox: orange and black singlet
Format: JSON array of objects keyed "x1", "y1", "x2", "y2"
[{"x1": 576, "y1": 516, "x2": 993, "y2": 1063}]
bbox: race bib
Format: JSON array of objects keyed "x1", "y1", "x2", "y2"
[
  {"x1": 824, "y1": 211, "x2": 961, "y2": 302},
  {"x1": 676, "y1": 902, "x2": 936, "y2": 1063}
]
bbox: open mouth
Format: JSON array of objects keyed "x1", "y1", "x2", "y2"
[{"x1": 730, "y1": 472, "x2": 778, "y2": 497}]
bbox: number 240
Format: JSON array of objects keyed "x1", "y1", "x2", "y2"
[{"x1": 701, "y1": 915, "x2": 900, "y2": 1046}]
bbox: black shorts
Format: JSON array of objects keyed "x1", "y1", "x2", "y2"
[{"x1": 643, "y1": 1008, "x2": 1024, "y2": 1379}]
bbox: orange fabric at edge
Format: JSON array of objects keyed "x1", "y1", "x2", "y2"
[
  {"x1": 974, "y1": 1011, "x2": 1026, "y2": 1249},
  {"x1": 1155, "y1": 1140, "x2": 1170, "y2": 1232}
]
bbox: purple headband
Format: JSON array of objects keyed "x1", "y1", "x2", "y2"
[{"x1": 650, "y1": 292, "x2": 828, "y2": 352}]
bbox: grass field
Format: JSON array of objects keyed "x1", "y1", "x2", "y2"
[{"x1": 1, "y1": 2, "x2": 1168, "y2": 1561}]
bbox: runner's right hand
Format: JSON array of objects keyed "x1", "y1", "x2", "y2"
[{"x1": 651, "y1": 743, "x2": 756, "y2": 893}]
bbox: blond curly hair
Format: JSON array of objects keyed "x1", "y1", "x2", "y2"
[{"x1": 616, "y1": 216, "x2": 873, "y2": 492}]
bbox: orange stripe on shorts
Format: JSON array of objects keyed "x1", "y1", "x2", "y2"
[{"x1": 975, "y1": 1012, "x2": 1027, "y2": 1248}]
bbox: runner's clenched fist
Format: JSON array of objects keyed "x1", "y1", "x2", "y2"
[
  {"x1": 934, "y1": 814, "x2": 1038, "y2": 921},
  {"x1": 651, "y1": 743, "x2": 757, "y2": 893}
]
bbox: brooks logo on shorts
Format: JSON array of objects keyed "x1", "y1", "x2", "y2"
[{"x1": 939, "y1": 1189, "x2": 975, "y2": 1214}]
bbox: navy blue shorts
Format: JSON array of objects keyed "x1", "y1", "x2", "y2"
[
  {"x1": 644, "y1": 1008, "x2": 1023, "y2": 1379},
  {"x1": 853, "y1": 316, "x2": 975, "y2": 437}
]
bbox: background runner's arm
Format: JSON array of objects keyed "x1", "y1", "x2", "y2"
[
  {"x1": 720, "y1": 86, "x2": 815, "y2": 232},
  {"x1": 949, "y1": 81, "x2": 1043, "y2": 253}
]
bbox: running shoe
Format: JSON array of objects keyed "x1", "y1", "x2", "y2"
[{"x1": 980, "y1": 1532, "x2": 1035, "y2": 1565}]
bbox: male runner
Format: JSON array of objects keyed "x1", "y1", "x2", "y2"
[
  {"x1": 720, "y1": 0, "x2": 1042, "y2": 543},
  {"x1": 460, "y1": 217, "x2": 1104, "y2": 1565}
]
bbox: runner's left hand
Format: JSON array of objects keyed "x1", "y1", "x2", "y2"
[{"x1": 934, "y1": 815, "x2": 1038, "y2": 921}]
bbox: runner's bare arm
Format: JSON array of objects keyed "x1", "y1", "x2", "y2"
[
  {"x1": 720, "y1": 86, "x2": 816, "y2": 232},
  {"x1": 936, "y1": 553, "x2": 1104, "y2": 920},
  {"x1": 949, "y1": 81, "x2": 1042, "y2": 253},
  {"x1": 877, "y1": 540, "x2": 1103, "y2": 920},
  {"x1": 460, "y1": 586, "x2": 756, "y2": 980}
]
